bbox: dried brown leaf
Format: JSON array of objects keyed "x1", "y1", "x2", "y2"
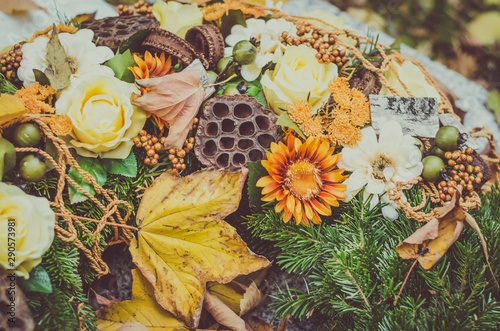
[
  {"x1": 244, "y1": 316, "x2": 273, "y2": 331},
  {"x1": 91, "y1": 288, "x2": 120, "y2": 308},
  {"x1": 133, "y1": 70, "x2": 205, "y2": 149},
  {"x1": 44, "y1": 25, "x2": 72, "y2": 91},
  {"x1": 276, "y1": 315, "x2": 290, "y2": 331},
  {"x1": 204, "y1": 291, "x2": 246, "y2": 331}
]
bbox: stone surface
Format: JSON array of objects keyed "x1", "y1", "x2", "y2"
[{"x1": 370, "y1": 95, "x2": 439, "y2": 137}]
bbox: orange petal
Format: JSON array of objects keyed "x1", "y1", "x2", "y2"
[
  {"x1": 303, "y1": 201, "x2": 314, "y2": 220},
  {"x1": 275, "y1": 198, "x2": 287, "y2": 213},
  {"x1": 276, "y1": 189, "x2": 286, "y2": 200},
  {"x1": 283, "y1": 207, "x2": 293, "y2": 223},
  {"x1": 313, "y1": 140, "x2": 331, "y2": 161},
  {"x1": 318, "y1": 192, "x2": 339, "y2": 206},
  {"x1": 323, "y1": 185, "x2": 346, "y2": 199},
  {"x1": 305, "y1": 137, "x2": 320, "y2": 159},
  {"x1": 320, "y1": 154, "x2": 341, "y2": 172},
  {"x1": 286, "y1": 195, "x2": 296, "y2": 214},
  {"x1": 256, "y1": 176, "x2": 274, "y2": 187},
  {"x1": 310, "y1": 210, "x2": 322, "y2": 224},
  {"x1": 262, "y1": 192, "x2": 278, "y2": 202},
  {"x1": 310, "y1": 198, "x2": 331, "y2": 216},
  {"x1": 320, "y1": 171, "x2": 346, "y2": 183},
  {"x1": 262, "y1": 181, "x2": 281, "y2": 195}
]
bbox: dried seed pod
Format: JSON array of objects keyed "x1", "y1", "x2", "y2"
[
  {"x1": 81, "y1": 15, "x2": 159, "y2": 52},
  {"x1": 195, "y1": 95, "x2": 281, "y2": 171},
  {"x1": 185, "y1": 24, "x2": 224, "y2": 70}
]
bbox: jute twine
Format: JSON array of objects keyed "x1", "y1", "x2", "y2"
[
  {"x1": 388, "y1": 127, "x2": 500, "y2": 222},
  {"x1": 0, "y1": 115, "x2": 133, "y2": 277}
]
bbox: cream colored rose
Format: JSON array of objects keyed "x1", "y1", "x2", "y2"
[
  {"x1": 152, "y1": 0, "x2": 203, "y2": 39},
  {"x1": 379, "y1": 60, "x2": 441, "y2": 102},
  {"x1": 261, "y1": 45, "x2": 338, "y2": 114},
  {"x1": 56, "y1": 75, "x2": 146, "y2": 159},
  {"x1": 0, "y1": 183, "x2": 55, "y2": 279}
]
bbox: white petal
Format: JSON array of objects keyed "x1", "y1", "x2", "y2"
[
  {"x1": 379, "y1": 120, "x2": 403, "y2": 151},
  {"x1": 357, "y1": 126, "x2": 379, "y2": 156},
  {"x1": 365, "y1": 178, "x2": 386, "y2": 195},
  {"x1": 240, "y1": 64, "x2": 261, "y2": 82},
  {"x1": 383, "y1": 166, "x2": 395, "y2": 182},
  {"x1": 382, "y1": 205, "x2": 399, "y2": 220}
]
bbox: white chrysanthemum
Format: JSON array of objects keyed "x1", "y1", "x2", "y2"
[
  {"x1": 224, "y1": 18, "x2": 296, "y2": 81},
  {"x1": 18, "y1": 29, "x2": 114, "y2": 87},
  {"x1": 338, "y1": 120, "x2": 423, "y2": 220}
]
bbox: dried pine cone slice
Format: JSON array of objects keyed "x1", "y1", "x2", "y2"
[
  {"x1": 185, "y1": 24, "x2": 224, "y2": 70},
  {"x1": 141, "y1": 28, "x2": 209, "y2": 69},
  {"x1": 195, "y1": 95, "x2": 281, "y2": 171},
  {"x1": 81, "y1": 15, "x2": 159, "y2": 52}
]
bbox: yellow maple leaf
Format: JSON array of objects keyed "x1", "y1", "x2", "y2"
[
  {"x1": 130, "y1": 169, "x2": 271, "y2": 328},
  {"x1": 96, "y1": 269, "x2": 187, "y2": 331},
  {"x1": 0, "y1": 94, "x2": 25, "y2": 126}
]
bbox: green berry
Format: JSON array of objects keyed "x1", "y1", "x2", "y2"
[
  {"x1": 435, "y1": 125, "x2": 460, "y2": 151},
  {"x1": 217, "y1": 57, "x2": 232, "y2": 74},
  {"x1": 414, "y1": 138, "x2": 424, "y2": 154},
  {"x1": 0, "y1": 138, "x2": 16, "y2": 180},
  {"x1": 431, "y1": 146, "x2": 446, "y2": 160},
  {"x1": 232, "y1": 40, "x2": 257, "y2": 65},
  {"x1": 422, "y1": 155, "x2": 445, "y2": 183},
  {"x1": 223, "y1": 85, "x2": 240, "y2": 96},
  {"x1": 206, "y1": 70, "x2": 218, "y2": 83},
  {"x1": 19, "y1": 154, "x2": 46, "y2": 182},
  {"x1": 13, "y1": 123, "x2": 41, "y2": 147}
]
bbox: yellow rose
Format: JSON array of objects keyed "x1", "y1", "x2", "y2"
[
  {"x1": 379, "y1": 60, "x2": 441, "y2": 102},
  {"x1": 261, "y1": 45, "x2": 338, "y2": 114},
  {"x1": 152, "y1": 0, "x2": 203, "y2": 39},
  {"x1": 56, "y1": 75, "x2": 146, "y2": 159},
  {"x1": 0, "y1": 183, "x2": 55, "y2": 279}
]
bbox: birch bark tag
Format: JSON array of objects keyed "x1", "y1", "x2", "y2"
[
  {"x1": 369, "y1": 95, "x2": 439, "y2": 137},
  {"x1": 185, "y1": 59, "x2": 216, "y2": 100}
]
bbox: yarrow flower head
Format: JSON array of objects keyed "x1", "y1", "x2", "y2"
[
  {"x1": 256, "y1": 136, "x2": 347, "y2": 226},
  {"x1": 338, "y1": 120, "x2": 423, "y2": 220},
  {"x1": 225, "y1": 18, "x2": 297, "y2": 81},
  {"x1": 17, "y1": 29, "x2": 114, "y2": 87}
]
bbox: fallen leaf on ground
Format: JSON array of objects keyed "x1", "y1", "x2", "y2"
[
  {"x1": 117, "y1": 322, "x2": 148, "y2": 331},
  {"x1": 96, "y1": 269, "x2": 187, "y2": 331},
  {"x1": 204, "y1": 290, "x2": 246, "y2": 331},
  {"x1": 244, "y1": 316, "x2": 273, "y2": 331},
  {"x1": 396, "y1": 190, "x2": 465, "y2": 269},
  {"x1": 132, "y1": 70, "x2": 205, "y2": 149},
  {"x1": 0, "y1": 0, "x2": 45, "y2": 14},
  {"x1": 276, "y1": 315, "x2": 290, "y2": 331},
  {"x1": 129, "y1": 169, "x2": 271, "y2": 328},
  {"x1": 91, "y1": 288, "x2": 120, "y2": 308},
  {"x1": 0, "y1": 94, "x2": 25, "y2": 125},
  {"x1": 0, "y1": 269, "x2": 35, "y2": 331},
  {"x1": 44, "y1": 25, "x2": 72, "y2": 91}
]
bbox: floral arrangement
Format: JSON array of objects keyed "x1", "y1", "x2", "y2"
[{"x1": 1, "y1": 0, "x2": 500, "y2": 330}]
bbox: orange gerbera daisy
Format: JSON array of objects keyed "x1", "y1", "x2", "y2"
[
  {"x1": 256, "y1": 136, "x2": 347, "y2": 226},
  {"x1": 129, "y1": 51, "x2": 174, "y2": 81}
]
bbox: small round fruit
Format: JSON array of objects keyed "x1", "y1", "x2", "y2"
[
  {"x1": 435, "y1": 125, "x2": 460, "y2": 151},
  {"x1": 19, "y1": 154, "x2": 46, "y2": 182},
  {"x1": 232, "y1": 40, "x2": 257, "y2": 65},
  {"x1": 13, "y1": 123, "x2": 41, "y2": 147},
  {"x1": 413, "y1": 138, "x2": 424, "y2": 154},
  {"x1": 223, "y1": 84, "x2": 240, "y2": 96},
  {"x1": 422, "y1": 155, "x2": 445, "y2": 183},
  {"x1": 431, "y1": 146, "x2": 446, "y2": 160},
  {"x1": 217, "y1": 57, "x2": 232, "y2": 73},
  {"x1": 206, "y1": 70, "x2": 218, "y2": 83},
  {"x1": 0, "y1": 137, "x2": 16, "y2": 180}
]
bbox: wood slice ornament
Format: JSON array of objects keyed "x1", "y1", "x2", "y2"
[
  {"x1": 195, "y1": 95, "x2": 281, "y2": 171},
  {"x1": 81, "y1": 16, "x2": 159, "y2": 52}
]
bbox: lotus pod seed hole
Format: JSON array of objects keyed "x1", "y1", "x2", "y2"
[
  {"x1": 238, "y1": 139, "x2": 254, "y2": 150},
  {"x1": 257, "y1": 134, "x2": 274, "y2": 149},
  {"x1": 255, "y1": 115, "x2": 271, "y2": 130},
  {"x1": 249, "y1": 149, "x2": 264, "y2": 162},
  {"x1": 234, "y1": 103, "x2": 253, "y2": 118},
  {"x1": 213, "y1": 103, "x2": 230, "y2": 118},
  {"x1": 239, "y1": 122, "x2": 255, "y2": 136},
  {"x1": 203, "y1": 140, "x2": 218, "y2": 156},
  {"x1": 233, "y1": 153, "x2": 246, "y2": 166},
  {"x1": 217, "y1": 153, "x2": 230, "y2": 168},
  {"x1": 221, "y1": 119, "x2": 236, "y2": 133},
  {"x1": 220, "y1": 137, "x2": 235, "y2": 150},
  {"x1": 100, "y1": 32, "x2": 112, "y2": 37},
  {"x1": 206, "y1": 122, "x2": 219, "y2": 136},
  {"x1": 116, "y1": 30, "x2": 130, "y2": 35}
]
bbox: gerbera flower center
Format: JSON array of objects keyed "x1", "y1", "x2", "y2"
[
  {"x1": 284, "y1": 160, "x2": 322, "y2": 201},
  {"x1": 371, "y1": 155, "x2": 394, "y2": 180}
]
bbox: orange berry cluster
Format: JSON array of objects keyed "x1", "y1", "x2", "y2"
[
  {"x1": 0, "y1": 43, "x2": 23, "y2": 81},
  {"x1": 438, "y1": 146, "x2": 483, "y2": 201},
  {"x1": 118, "y1": 0, "x2": 153, "y2": 17},
  {"x1": 279, "y1": 24, "x2": 348, "y2": 66},
  {"x1": 167, "y1": 137, "x2": 195, "y2": 171},
  {"x1": 134, "y1": 130, "x2": 165, "y2": 166}
]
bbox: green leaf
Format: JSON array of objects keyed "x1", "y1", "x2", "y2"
[
  {"x1": 18, "y1": 266, "x2": 52, "y2": 294},
  {"x1": 118, "y1": 29, "x2": 150, "y2": 54},
  {"x1": 487, "y1": 89, "x2": 500, "y2": 124},
  {"x1": 44, "y1": 25, "x2": 72, "y2": 91},
  {"x1": 276, "y1": 112, "x2": 306, "y2": 139},
  {"x1": 248, "y1": 161, "x2": 268, "y2": 209},
  {"x1": 220, "y1": 10, "x2": 246, "y2": 39},
  {"x1": 68, "y1": 156, "x2": 107, "y2": 204},
  {"x1": 105, "y1": 49, "x2": 136, "y2": 83},
  {"x1": 33, "y1": 69, "x2": 51, "y2": 86},
  {"x1": 101, "y1": 151, "x2": 137, "y2": 177}
]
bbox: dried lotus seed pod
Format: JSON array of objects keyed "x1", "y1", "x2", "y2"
[{"x1": 195, "y1": 95, "x2": 281, "y2": 171}]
